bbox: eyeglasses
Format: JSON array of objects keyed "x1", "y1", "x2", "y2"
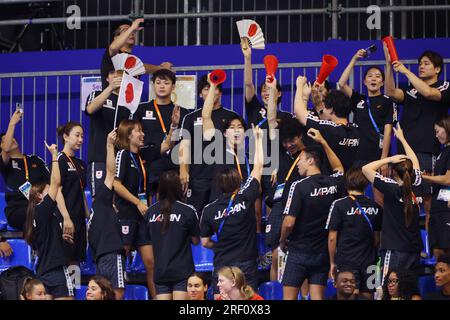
[
  {"x1": 388, "y1": 279, "x2": 399, "y2": 285},
  {"x1": 318, "y1": 109, "x2": 325, "y2": 115}
]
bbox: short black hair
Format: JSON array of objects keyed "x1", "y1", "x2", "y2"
[
  {"x1": 260, "y1": 81, "x2": 282, "y2": 105},
  {"x1": 419, "y1": 50, "x2": 444, "y2": 77},
  {"x1": 198, "y1": 74, "x2": 223, "y2": 95},
  {"x1": 335, "y1": 268, "x2": 355, "y2": 282},
  {"x1": 111, "y1": 22, "x2": 131, "y2": 40},
  {"x1": 364, "y1": 66, "x2": 385, "y2": 82},
  {"x1": 279, "y1": 118, "x2": 304, "y2": 142},
  {"x1": 152, "y1": 69, "x2": 176, "y2": 84},
  {"x1": 223, "y1": 114, "x2": 248, "y2": 132},
  {"x1": 323, "y1": 90, "x2": 352, "y2": 118},
  {"x1": 303, "y1": 145, "x2": 323, "y2": 169},
  {"x1": 345, "y1": 167, "x2": 369, "y2": 192},
  {"x1": 437, "y1": 254, "x2": 450, "y2": 266}
]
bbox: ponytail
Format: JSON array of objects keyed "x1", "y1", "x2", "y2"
[
  {"x1": 24, "y1": 183, "x2": 47, "y2": 246},
  {"x1": 241, "y1": 285, "x2": 256, "y2": 300},
  {"x1": 402, "y1": 170, "x2": 414, "y2": 228},
  {"x1": 20, "y1": 277, "x2": 44, "y2": 300},
  {"x1": 160, "y1": 199, "x2": 172, "y2": 234},
  {"x1": 157, "y1": 171, "x2": 183, "y2": 234},
  {"x1": 56, "y1": 121, "x2": 82, "y2": 146}
]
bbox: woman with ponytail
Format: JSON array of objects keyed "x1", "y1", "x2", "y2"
[
  {"x1": 24, "y1": 141, "x2": 74, "y2": 300},
  {"x1": 144, "y1": 171, "x2": 200, "y2": 300},
  {"x1": 362, "y1": 123, "x2": 422, "y2": 291},
  {"x1": 216, "y1": 266, "x2": 264, "y2": 300},
  {"x1": 54, "y1": 121, "x2": 87, "y2": 265}
]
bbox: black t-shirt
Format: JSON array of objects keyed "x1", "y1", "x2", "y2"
[
  {"x1": 373, "y1": 172, "x2": 423, "y2": 253},
  {"x1": 283, "y1": 172, "x2": 345, "y2": 254},
  {"x1": 85, "y1": 91, "x2": 131, "y2": 163},
  {"x1": 179, "y1": 106, "x2": 240, "y2": 179},
  {"x1": 306, "y1": 113, "x2": 360, "y2": 170},
  {"x1": 431, "y1": 145, "x2": 450, "y2": 215},
  {"x1": 266, "y1": 151, "x2": 302, "y2": 208},
  {"x1": 400, "y1": 81, "x2": 450, "y2": 154},
  {"x1": 0, "y1": 155, "x2": 49, "y2": 219},
  {"x1": 55, "y1": 153, "x2": 87, "y2": 223},
  {"x1": 245, "y1": 95, "x2": 293, "y2": 129},
  {"x1": 200, "y1": 176, "x2": 260, "y2": 267},
  {"x1": 350, "y1": 90, "x2": 395, "y2": 162},
  {"x1": 326, "y1": 195, "x2": 382, "y2": 267},
  {"x1": 87, "y1": 183, "x2": 123, "y2": 261},
  {"x1": 33, "y1": 195, "x2": 67, "y2": 275},
  {"x1": 145, "y1": 200, "x2": 200, "y2": 283},
  {"x1": 424, "y1": 290, "x2": 450, "y2": 300},
  {"x1": 115, "y1": 150, "x2": 148, "y2": 221}
]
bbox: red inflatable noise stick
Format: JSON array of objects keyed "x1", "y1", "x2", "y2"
[
  {"x1": 264, "y1": 55, "x2": 279, "y2": 83},
  {"x1": 317, "y1": 55, "x2": 339, "y2": 85},
  {"x1": 210, "y1": 69, "x2": 227, "y2": 85},
  {"x1": 382, "y1": 36, "x2": 399, "y2": 63},
  {"x1": 125, "y1": 83, "x2": 134, "y2": 103},
  {"x1": 124, "y1": 56, "x2": 137, "y2": 69}
]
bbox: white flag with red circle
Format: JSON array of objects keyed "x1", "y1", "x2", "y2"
[{"x1": 118, "y1": 73, "x2": 143, "y2": 114}]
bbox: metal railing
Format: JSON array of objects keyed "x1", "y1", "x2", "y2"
[{"x1": 0, "y1": 0, "x2": 449, "y2": 51}]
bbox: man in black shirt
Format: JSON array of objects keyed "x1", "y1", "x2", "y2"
[
  {"x1": 295, "y1": 76, "x2": 360, "y2": 171},
  {"x1": 85, "y1": 70, "x2": 131, "y2": 198},
  {"x1": 280, "y1": 139, "x2": 345, "y2": 300},
  {"x1": 133, "y1": 69, "x2": 188, "y2": 192},
  {"x1": 329, "y1": 269, "x2": 368, "y2": 300},
  {"x1": 384, "y1": 48, "x2": 450, "y2": 215},
  {"x1": 425, "y1": 255, "x2": 450, "y2": 300},
  {"x1": 101, "y1": 18, "x2": 172, "y2": 89},
  {"x1": 179, "y1": 75, "x2": 239, "y2": 215}
]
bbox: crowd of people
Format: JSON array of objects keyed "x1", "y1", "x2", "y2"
[{"x1": 1, "y1": 19, "x2": 450, "y2": 301}]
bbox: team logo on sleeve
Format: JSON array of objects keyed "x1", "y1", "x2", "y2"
[
  {"x1": 12, "y1": 160, "x2": 20, "y2": 170},
  {"x1": 67, "y1": 162, "x2": 77, "y2": 171},
  {"x1": 194, "y1": 117, "x2": 203, "y2": 126},
  {"x1": 96, "y1": 170, "x2": 103, "y2": 179},
  {"x1": 259, "y1": 108, "x2": 267, "y2": 118},
  {"x1": 186, "y1": 189, "x2": 192, "y2": 198},
  {"x1": 122, "y1": 226, "x2": 129, "y2": 235},
  {"x1": 357, "y1": 100, "x2": 365, "y2": 109}
]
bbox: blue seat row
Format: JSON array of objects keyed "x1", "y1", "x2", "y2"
[{"x1": 75, "y1": 284, "x2": 149, "y2": 300}]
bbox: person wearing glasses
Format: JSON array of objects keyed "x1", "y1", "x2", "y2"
[{"x1": 381, "y1": 269, "x2": 421, "y2": 300}]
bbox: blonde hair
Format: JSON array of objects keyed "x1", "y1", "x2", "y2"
[{"x1": 217, "y1": 266, "x2": 255, "y2": 300}]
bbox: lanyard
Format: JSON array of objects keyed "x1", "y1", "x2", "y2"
[
  {"x1": 257, "y1": 117, "x2": 267, "y2": 128},
  {"x1": 366, "y1": 98, "x2": 381, "y2": 135},
  {"x1": 349, "y1": 195, "x2": 374, "y2": 232},
  {"x1": 284, "y1": 153, "x2": 301, "y2": 182},
  {"x1": 129, "y1": 152, "x2": 147, "y2": 194},
  {"x1": 217, "y1": 193, "x2": 236, "y2": 239},
  {"x1": 63, "y1": 152, "x2": 84, "y2": 191},
  {"x1": 153, "y1": 100, "x2": 168, "y2": 137},
  {"x1": 233, "y1": 152, "x2": 250, "y2": 180},
  {"x1": 22, "y1": 156, "x2": 29, "y2": 181}
]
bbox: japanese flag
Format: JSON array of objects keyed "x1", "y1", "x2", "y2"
[{"x1": 118, "y1": 73, "x2": 143, "y2": 114}]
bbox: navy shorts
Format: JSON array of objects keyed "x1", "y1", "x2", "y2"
[
  {"x1": 39, "y1": 266, "x2": 75, "y2": 299},
  {"x1": 429, "y1": 211, "x2": 450, "y2": 250},
  {"x1": 265, "y1": 201, "x2": 283, "y2": 249},
  {"x1": 417, "y1": 152, "x2": 435, "y2": 195},
  {"x1": 282, "y1": 251, "x2": 329, "y2": 287},
  {"x1": 187, "y1": 178, "x2": 212, "y2": 218},
  {"x1": 96, "y1": 252, "x2": 126, "y2": 289},
  {"x1": 155, "y1": 279, "x2": 188, "y2": 295},
  {"x1": 119, "y1": 218, "x2": 151, "y2": 248},
  {"x1": 212, "y1": 259, "x2": 258, "y2": 294},
  {"x1": 88, "y1": 162, "x2": 106, "y2": 198}
]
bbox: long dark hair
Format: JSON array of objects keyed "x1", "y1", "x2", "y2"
[
  {"x1": 88, "y1": 276, "x2": 116, "y2": 300},
  {"x1": 392, "y1": 159, "x2": 415, "y2": 227},
  {"x1": 158, "y1": 171, "x2": 183, "y2": 234},
  {"x1": 382, "y1": 269, "x2": 420, "y2": 300},
  {"x1": 24, "y1": 183, "x2": 48, "y2": 246}
]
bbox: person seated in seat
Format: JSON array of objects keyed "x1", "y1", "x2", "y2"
[
  {"x1": 425, "y1": 254, "x2": 450, "y2": 300},
  {"x1": 216, "y1": 266, "x2": 264, "y2": 300}
]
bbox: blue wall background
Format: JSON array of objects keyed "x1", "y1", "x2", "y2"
[{"x1": 1, "y1": 38, "x2": 450, "y2": 191}]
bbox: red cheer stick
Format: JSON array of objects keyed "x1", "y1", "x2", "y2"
[
  {"x1": 383, "y1": 36, "x2": 399, "y2": 63},
  {"x1": 317, "y1": 55, "x2": 339, "y2": 85},
  {"x1": 264, "y1": 55, "x2": 279, "y2": 83},
  {"x1": 209, "y1": 69, "x2": 227, "y2": 85}
]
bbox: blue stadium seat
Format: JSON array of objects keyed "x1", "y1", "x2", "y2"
[
  {"x1": 191, "y1": 243, "x2": 214, "y2": 272},
  {"x1": 364, "y1": 184, "x2": 374, "y2": 199},
  {"x1": 258, "y1": 281, "x2": 283, "y2": 300},
  {"x1": 129, "y1": 251, "x2": 146, "y2": 273},
  {"x1": 125, "y1": 285, "x2": 149, "y2": 300},
  {"x1": 0, "y1": 192, "x2": 7, "y2": 231},
  {"x1": 257, "y1": 233, "x2": 271, "y2": 271},
  {"x1": 0, "y1": 239, "x2": 33, "y2": 272},
  {"x1": 80, "y1": 245, "x2": 96, "y2": 275},
  {"x1": 420, "y1": 229, "x2": 436, "y2": 266},
  {"x1": 419, "y1": 275, "x2": 437, "y2": 297},
  {"x1": 324, "y1": 279, "x2": 337, "y2": 299},
  {"x1": 85, "y1": 191, "x2": 92, "y2": 209},
  {"x1": 75, "y1": 285, "x2": 88, "y2": 300},
  {"x1": 206, "y1": 286, "x2": 214, "y2": 300}
]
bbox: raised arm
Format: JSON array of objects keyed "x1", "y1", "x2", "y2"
[
  {"x1": 241, "y1": 38, "x2": 256, "y2": 103},
  {"x1": 202, "y1": 75, "x2": 217, "y2": 141},
  {"x1": 109, "y1": 19, "x2": 143, "y2": 56},
  {"x1": 161, "y1": 105, "x2": 180, "y2": 153},
  {"x1": 338, "y1": 49, "x2": 366, "y2": 98},
  {"x1": 266, "y1": 75, "x2": 278, "y2": 140},
  {"x1": 250, "y1": 125, "x2": 264, "y2": 183},
  {"x1": 383, "y1": 43, "x2": 405, "y2": 103},
  {"x1": 1, "y1": 110, "x2": 22, "y2": 164},
  {"x1": 294, "y1": 76, "x2": 312, "y2": 126},
  {"x1": 307, "y1": 128, "x2": 344, "y2": 173},
  {"x1": 393, "y1": 61, "x2": 444, "y2": 102},
  {"x1": 86, "y1": 76, "x2": 122, "y2": 115},
  {"x1": 105, "y1": 129, "x2": 117, "y2": 190},
  {"x1": 45, "y1": 142, "x2": 60, "y2": 201},
  {"x1": 362, "y1": 154, "x2": 409, "y2": 184},
  {"x1": 393, "y1": 123, "x2": 420, "y2": 170},
  {"x1": 179, "y1": 139, "x2": 190, "y2": 195}
]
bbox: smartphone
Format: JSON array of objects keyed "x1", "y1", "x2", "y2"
[
  {"x1": 16, "y1": 102, "x2": 24, "y2": 113},
  {"x1": 363, "y1": 44, "x2": 377, "y2": 58}
]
